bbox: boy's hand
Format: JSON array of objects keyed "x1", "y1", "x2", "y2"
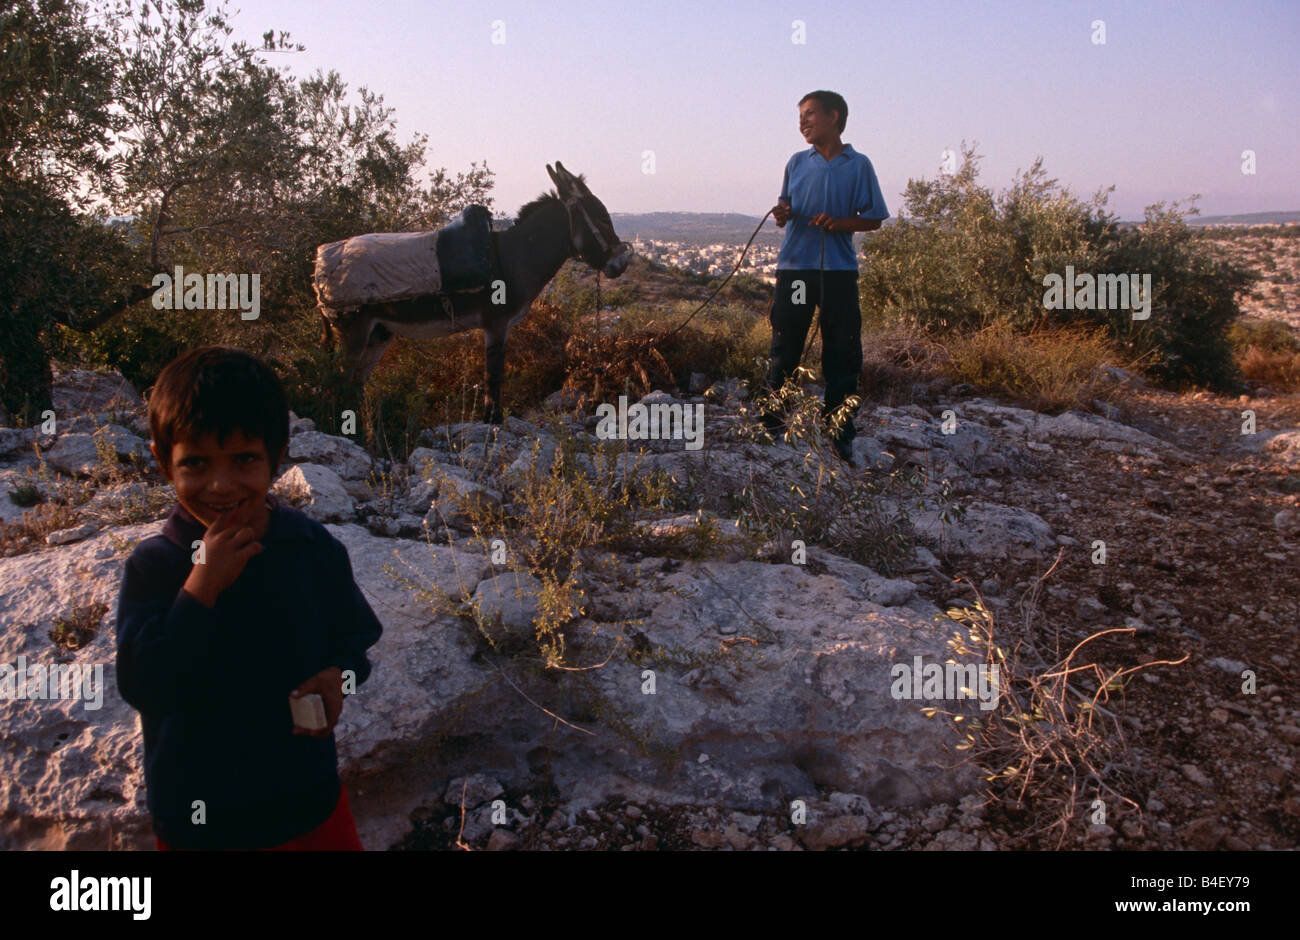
[
  {"x1": 810, "y1": 213, "x2": 843, "y2": 231},
  {"x1": 291, "y1": 667, "x2": 344, "y2": 738},
  {"x1": 773, "y1": 201, "x2": 791, "y2": 227},
  {"x1": 182, "y1": 502, "x2": 263, "y2": 607}
]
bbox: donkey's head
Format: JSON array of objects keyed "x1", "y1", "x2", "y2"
[{"x1": 546, "y1": 161, "x2": 633, "y2": 278}]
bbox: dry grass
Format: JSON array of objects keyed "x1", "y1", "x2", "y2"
[
  {"x1": 561, "y1": 331, "x2": 676, "y2": 403},
  {"x1": 1230, "y1": 318, "x2": 1300, "y2": 390},
  {"x1": 0, "y1": 498, "x2": 84, "y2": 556},
  {"x1": 858, "y1": 325, "x2": 949, "y2": 403},
  {"x1": 940, "y1": 322, "x2": 1131, "y2": 412},
  {"x1": 734, "y1": 378, "x2": 950, "y2": 577},
  {"x1": 48, "y1": 602, "x2": 109, "y2": 652},
  {"x1": 0, "y1": 436, "x2": 170, "y2": 557},
  {"x1": 937, "y1": 557, "x2": 1188, "y2": 849},
  {"x1": 561, "y1": 299, "x2": 769, "y2": 404},
  {"x1": 1238, "y1": 346, "x2": 1300, "y2": 390},
  {"x1": 411, "y1": 423, "x2": 724, "y2": 671}
]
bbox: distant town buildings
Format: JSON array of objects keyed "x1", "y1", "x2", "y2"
[{"x1": 631, "y1": 234, "x2": 778, "y2": 283}]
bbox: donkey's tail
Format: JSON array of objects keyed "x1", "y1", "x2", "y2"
[{"x1": 319, "y1": 308, "x2": 335, "y2": 354}]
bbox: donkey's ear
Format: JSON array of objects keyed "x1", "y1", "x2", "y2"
[
  {"x1": 547, "y1": 163, "x2": 567, "y2": 192},
  {"x1": 556, "y1": 161, "x2": 583, "y2": 186}
]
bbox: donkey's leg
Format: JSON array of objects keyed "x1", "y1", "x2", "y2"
[
  {"x1": 356, "y1": 323, "x2": 395, "y2": 446},
  {"x1": 332, "y1": 313, "x2": 377, "y2": 387},
  {"x1": 318, "y1": 313, "x2": 372, "y2": 440},
  {"x1": 320, "y1": 313, "x2": 335, "y2": 353},
  {"x1": 482, "y1": 318, "x2": 511, "y2": 425},
  {"x1": 357, "y1": 322, "x2": 394, "y2": 382}
]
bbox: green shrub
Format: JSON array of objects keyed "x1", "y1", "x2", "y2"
[
  {"x1": 859, "y1": 142, "x2": 1259, "y2": 389},
  {"x1": 1229, "y1": 318, "x2": 1300, "y2": 355}
]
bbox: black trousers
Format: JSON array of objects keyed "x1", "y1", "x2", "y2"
[{"x1": 764, "y1": 268, "x2": 863, "y2": 443}]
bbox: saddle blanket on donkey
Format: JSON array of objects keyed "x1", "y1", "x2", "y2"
[{"x1": 313, "y1": 204, "x2": 493, "y2": 315}]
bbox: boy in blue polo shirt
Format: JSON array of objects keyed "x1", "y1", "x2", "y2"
[
  {"x1": 115, "y1": 346, "x2": 383, "y2": 850},
  {"x1": 765, "y1": 90, "x2": 890, "y2": 463}
]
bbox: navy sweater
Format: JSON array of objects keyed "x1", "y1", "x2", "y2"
[{"x1": 115, "y1": 495, "x2": 383, "y2": 849}]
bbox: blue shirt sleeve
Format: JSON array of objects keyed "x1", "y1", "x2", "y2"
[
  {"x1": 779, "y1": 156, "x2": 792, "y2": 204},
  {"x1": 115, "y1": 549, "x2": 223, "y2": 714},
  {"x1": 322, "y1": 535, "x2": 383, "y2": 688},
  {"x1": 855, "y1": 157, "x2": 889, "y2": 220}
]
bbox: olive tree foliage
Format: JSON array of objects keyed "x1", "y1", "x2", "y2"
[
  {"x1": 0, "y1": 0, "x2": 117, "y2": 191},
  {"x1": 2, "y1": 0, "x2": 494, "y2": 421},
  {"x1": 858, "y1": 141, "x2": 1256, "y2": 389},
  {"x1": 0, "y1": 0, "x2": 137, "y2": 422}
]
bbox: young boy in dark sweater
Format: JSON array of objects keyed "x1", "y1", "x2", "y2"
[{"x1": 115, "y1": 346, "x2": 383, "y2": 850}]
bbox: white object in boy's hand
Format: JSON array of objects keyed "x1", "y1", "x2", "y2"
[{"x1": 290, "y1": 692, "x2": 327, "y2": 731}]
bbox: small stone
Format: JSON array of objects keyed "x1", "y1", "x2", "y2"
[
  {"x1": 443, "y1": 774, "x2": 503, "y2": 809},
  {"x1": 486, "y1": 829, "x2": 520, "y2": 851},
  {"x1": 827, "y1": 793, "x2": 874, "y2": 817},
  {"x1": 922, "y1": 804, "x2": 951, "y2": 833},
  {"x1": 45, "y1": 523, "x2": 100, "y2": 546},
  {"x1": 799, "y1": 815, "x2": 875, "y2": 850},
  {"x1": 1276, "y1": 725, "x2": 1300, "y2": 745},
  {"x1": 1182, "y1": 817, "x2": 1227, "y2": 850},
  {"x1": 1180, "y1": 764, "x2": 1212, "y2": 788},
  {"x1": 868, "y1": 578, "x2": 917, "y2": 607},
  {"x1": 691, "y1": 829, "x2": 725, "y2": 849},
  {"x1": 724, "y1": 825, "x2": 755, "y2": 851},
  {"x1": 1125, "y1": 616, "x2": 1155, "y2": 636},
  {"x1": 924, "y1": 829, "x2": 979, "y2": 851},
  {"x1": 1076, "y1": 597, "x2": 1107, "y2": 621}
]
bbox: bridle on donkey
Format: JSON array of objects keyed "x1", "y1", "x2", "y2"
[{"x1": 562, "y1": 192, "x2": 619, "y2": 261}]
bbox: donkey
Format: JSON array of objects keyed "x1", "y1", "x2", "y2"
[{"x1": 321, "y1": 161, "x2": 632, "y2": 425}]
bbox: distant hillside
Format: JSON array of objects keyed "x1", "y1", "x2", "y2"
[
  {"x1": 609, "y1": 210, "x2": 1300, "y2": 244},
  {"x1": 610, "y1": 212, "x2": 782, "y2": 248},
  {"x1": 609, "y1": 211, "x2": 898, "y2": 248},
  {"x1": 1183, "y1": 210, "x2": 1300, "y2": 227}
]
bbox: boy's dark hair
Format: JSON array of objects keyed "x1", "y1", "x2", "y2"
[
  {"x1": 799, "y1": 90, "x2": 848, "y2": 133},
  {"x1": 148, "y1": 346, "x2": 289, "y2": 477}
]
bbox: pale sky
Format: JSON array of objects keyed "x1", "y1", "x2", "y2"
[{"x1": 228, "y1": 0, "x2": 1299, "y2": 220}]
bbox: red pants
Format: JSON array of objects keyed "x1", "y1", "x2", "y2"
[{"x1": 154, "y1": 784, "x2": 363, "y2": 851}]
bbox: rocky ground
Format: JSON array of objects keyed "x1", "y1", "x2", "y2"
[
  {"x1": 386, "y1": 378, "x2": 1300, "y2": 852},
  {"x1": 2, "y1": 359, "x2": 1296, "y2": 851}
]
